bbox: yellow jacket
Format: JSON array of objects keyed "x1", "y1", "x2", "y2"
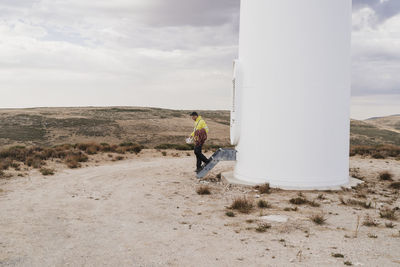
[{"x1": 191, "y1": 116, "x2": 209, "y2": 137}]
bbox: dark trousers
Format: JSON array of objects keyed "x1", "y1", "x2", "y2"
[{"x1": 194, "y1": 145, "x2": 209, "y2": 169}]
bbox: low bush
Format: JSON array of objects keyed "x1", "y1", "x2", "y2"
[
  {"x1": 362, "y1": 215, "x2": 379, "y2": 227},
  {"x1": 255, "y1": 223, "x2": 271, "y2": 233},
  {"x1": 225, "y1": 211, "x2": 235, "y2": 217},
  {"x1": 196, "y1": 186, "x2": 211, "y2": 195},
  {"x1": 256, "y1": 183, "x2": 270, "y2": 194},
  {"x1": 389, "y1": 182, "x2": 400, "y2": 189},
  {"x1": 310, "y1": 214, "x2": 327, "y2": 225},
  {"x1": 379, "y1": 171, "x2": 393, "y2": 181},
  {"x1": 257, "y1": 200, "x2": 271, "y2": 209},
  {"x1": 379, "y1": 208, "x2": 397, "y2": 220},
  {"x1": 350, "y1": 145, "x2": 400, "y2": 158},
  {"x1": 40, "y1": 168, "x2": 55, "y2": 176},
  {"x1": 230, "y1": 197, "x2": 254, "y2": 214}
]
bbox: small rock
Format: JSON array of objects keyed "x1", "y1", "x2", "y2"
[{"x1": 255, "y1": 194, "x2": 261, "y2": 198}]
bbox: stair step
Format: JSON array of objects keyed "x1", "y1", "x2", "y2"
[{"x1": 196, "y1": 148, "x2": 237, "y2": 179}]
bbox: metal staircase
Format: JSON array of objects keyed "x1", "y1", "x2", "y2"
[{"x1": 196, "y1": 148, "x2": 237, "y2": 179}]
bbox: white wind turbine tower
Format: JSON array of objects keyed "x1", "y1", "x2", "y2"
[{"x1": 229, "y1": 0, "x2": 352, "y2": 189}]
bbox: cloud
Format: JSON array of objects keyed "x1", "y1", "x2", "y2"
[
  {"x1": 0, "y1": 0, "x2": 398, "y2": 120},
  {"x1": 352, "y1": 7, "x2": 400, "y2": 97},
  {"x1": 353, "y1": 0, "x2": 400, "y2": 23}
]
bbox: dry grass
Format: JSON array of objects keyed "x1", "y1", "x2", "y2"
[
  {"x1": 385, "y1": 222, "x2": 396, "y2": 228},
  {"x1": 39, "y1": 167, "x2": 55, "y2": 176},
  {"x1": 289, "y1": 193, "x2": 320, "y2": 207},
  {"x1": 339, "y1": 197, "x2": 372, "y2": 209},
  {"x1": 256, "y1": 183, "x2": 270, "y2": 194},
  {"x1": 367, "y1": 233, "x2": 378, "y2": 238},
  {"x1": 310, "y1": 214, "x2": 327, "y2": 225},
  {"x1": 225, "y1": 211, "x2": 235, "y2": 217},
  {"x1": 389, "y1": 182, "x2": 400, "y2": 189},
  {"x1": 362, "y1": 215, "x2": 379, "y2": 227},
  {"x1": 289, "y1": 196, "x2": 308, "y2": 205},
  {"x1": 230, "y1": 197, "x2": 254, "y2": 214},
  {"x1": 257, "y1": 200, "x2": 271, "y2": 209},
  {"x1": 350, "y1": 145, "x2": 400, "y2": 158},
  {"x1": 196, "y1": 185, "x2": 211, "y2": 195},
  {"x1": 255, "y1": 223, "x2": 271, "y2": 233},
  {"x1": 0, "y1": 142, "x2": 143, "y2": 174},
  {"x1": 378, "y1": 171, "x2": 393, "y2": 181},
  {"x1": 379, "y1": 208, "x2": 397, "y2": 220}
]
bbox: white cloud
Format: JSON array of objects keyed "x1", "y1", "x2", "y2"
[
  {"x1": 0, "y1": 0, "x2": 398, "y2": 119},
  {"x1": 352, "y1": 8, "x2": 400, "y2": 97},
  {"x1": 0, "y1": 1, "x2": 238, "y2": 110}
]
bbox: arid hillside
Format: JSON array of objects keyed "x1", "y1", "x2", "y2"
[
  {"x1": 0, "y1": 107, "x2": 399, "y2": 148},
  {"x1": 366, "y1": 114, "x2": 400, "y2": 134},
  {"x1": 0, "y1": 107, "x2": 230, "y2": 148},
  {"x1": 350, "y1": 119, "x2": 400, "y2": 146}
]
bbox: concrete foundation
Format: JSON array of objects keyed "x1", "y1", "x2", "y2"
[{"x1": 221, "y1": 172, "x2": 363, "y2": 191}]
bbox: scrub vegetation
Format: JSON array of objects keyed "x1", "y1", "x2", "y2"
[
  {"x1": 0, "y1": 142, "x2": 144, "y2": 176},
  {"x1": 289, "y1": 193, "x2": 320, "y2": 207},
  {"x1": 230, "y1": 197, "x2": 254, "y2": 214},
  {"x1": 196, "y1": 185, "x2": 211, "y2": 195},
  {"x1": 310, "y1": 214, "x2": 327, "y2": 225},
  {"x1": 378, "y1": 171, "x2": 393, "y2": 181}
]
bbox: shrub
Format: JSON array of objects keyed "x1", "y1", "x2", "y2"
[
  {"x1": 255, "y1": 223, "x2": 271, "y2": 233},
  {"x1": 225, "y1": 211, "x2": 235, "y2": 217},
  {"x1": 257, "y1": 200, "x2": 271, "y2": 209},
  {"x1": 362, "y1": 215, "x2": 379, "y2": 227},
  {"x1": 379, "y1": 171, "x2": 393, "y2": 181},
  {"x1": 331, "y1": 253, "x2": 344, "y2": 258},
  {"x1": 119, "y1": 142, "x2": 134, "y2": 147},
  {"x1": 123, "y1": 143, "x2": 143, "y2": 154},
  {"x1": 86, "y1": 145, "x2": 98, "y2": 155},
  {"x1": 385, "y1": 222, "x2": 396, "y2": 228},
  {"x1": 230, "y1": 197, "x2": 254, "y2": 214},
  {"x1": 372, "y1": 153, "x2": 385, "y2": 159},
  {"x1": 367, "y1": 233, "x2": 378, "y2": 238},
  {"x1": 40, "y1": 168, "x2": 55, "y2": 176},
  {"x1": 350, "y1": 145, "x2": 400, "y2": 158},
  {"x1": 389, "y1": 182, "x2": 400, "y2": 189},
  {"x1": 0, "y1": 158, "x2": 13, "y2": 170},
  {"x1": 341, "y1": 198, "x2": 372, "y2": 209},
  {"x1": 26, "y1": 156, "x2": 44, "y2": 168},
  {"x1": 379, "y1": 208, "x2": 397, "y2": 220},
  {"x1": 290, "y1": 196, "x2": 308, "y2": 205},
  {"x1": 196, "y1": 186, "x2": 211, "y2": 195},
  {"x1": 66, "y1": 160, "x2": 80, "y2": 169},
  {"x1": 310, "y1": 214, "x2": 327, "y2": 225},
  {"x1": 257, "y1": 183, "x2": 270, "y2": 194}
]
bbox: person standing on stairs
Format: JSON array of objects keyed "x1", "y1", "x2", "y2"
[{"x1": 188, "y1": 112, "x2": 210, "y2": 173}]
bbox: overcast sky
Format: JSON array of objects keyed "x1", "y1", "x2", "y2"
[{"x1": 0, "y1": 0, "x2": 399, "y2": 119}]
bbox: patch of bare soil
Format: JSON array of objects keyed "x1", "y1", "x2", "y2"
[{"x1": 0, "y1": 153, "x2": 399, "y2": 266}]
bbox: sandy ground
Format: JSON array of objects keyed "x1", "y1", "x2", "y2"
[{"x1": 0, "y1": 151, "x2": 399, "y2": 267}]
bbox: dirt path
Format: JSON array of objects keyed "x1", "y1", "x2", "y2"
[{"x1": 0, "y1": 154, "x2": 399, "y2": 266}]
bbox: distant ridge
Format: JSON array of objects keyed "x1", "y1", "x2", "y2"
[{"x1": 366, "y1": 114, "x2": 400, "y2": 121}]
